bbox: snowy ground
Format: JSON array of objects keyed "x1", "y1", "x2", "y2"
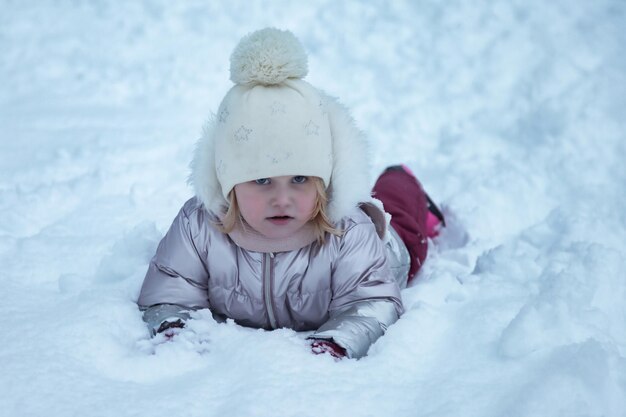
[{"x1": 1, "y1": 1, "x2": 625, "y2": 416}]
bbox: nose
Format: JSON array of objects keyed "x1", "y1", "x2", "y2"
[{"x1": 270, "y1": 184, "x2": 293, "y2": 208}]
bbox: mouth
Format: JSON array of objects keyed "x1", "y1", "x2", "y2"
[{"x1": 267, "y1": 215, "x2": 294, "y2": 225}]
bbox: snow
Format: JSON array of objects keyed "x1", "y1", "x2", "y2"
[{"x1": 1, "y1": 1, "x2": 625, "y2": 416}]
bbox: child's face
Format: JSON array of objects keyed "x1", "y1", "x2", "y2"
[{"x1": 234, "y1": 175, "x2": 318, "y2": 239}]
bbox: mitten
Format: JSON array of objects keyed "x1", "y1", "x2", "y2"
[
  {"x1": 141, "y1": 304, "x2": 191, "y2": 336},
  {"x1": 310, "y1": 339, "x2": 347, "y2": 359},
  {"x1": 156, "y1": 318, "x2": 185, "y2": 340}
]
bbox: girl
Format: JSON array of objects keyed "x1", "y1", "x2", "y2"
[{"x1": 137, "y1": 28, "x2": 444, "y2": 359}]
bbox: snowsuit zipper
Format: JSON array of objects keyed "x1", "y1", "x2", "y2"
[{"x1": 263, "y1": 252, "x2": 278, "y2": 329}]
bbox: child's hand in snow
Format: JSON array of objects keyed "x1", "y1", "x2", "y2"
[
  {"x1": 155, "y1": 319, "x2": 185, "y2": 341},
  {"x1": 310, "y1": 339, "x2": 346, "y2": 359}
]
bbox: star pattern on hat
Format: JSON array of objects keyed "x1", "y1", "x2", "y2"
[
  {"x1": 305, "y1": 120, "x2": 319, "y2": 136},
  {"x1": 218, "y1": 107, "x2": 230, "y2": 123},
  {"x1": 266, "y1": 151, "x2": 293, "y2": 164},
  {"x1": 234, "y1": 125, "x2": 252, "y2": 142},
  {"x1": 318, "y1": 99, "x2": 328, "y2": 115},
  {"x1": 270, "y1": 101, "x2": 286, "y2": 114}
]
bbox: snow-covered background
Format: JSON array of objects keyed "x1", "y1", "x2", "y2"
[{"x1": 1, "y1": 1, "x2": 625, "y2": 416}]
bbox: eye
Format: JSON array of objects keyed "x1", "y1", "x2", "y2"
[
  {"x1": 292, "y1": 176, "x2": 308, "y2": 184},
  {"x1": 254, "y1": 178, "x2": 271, "y2": 185}
]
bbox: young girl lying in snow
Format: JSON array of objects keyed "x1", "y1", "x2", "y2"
[{"x1": 137, "y1": 28, "x2": 444, "y2": 359}]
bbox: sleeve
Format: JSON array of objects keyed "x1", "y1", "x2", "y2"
[
  {"x1": 137, "y1": 205, "x2": 210, "y2": 331},
  {"x1": 310, "y1": 221, "x2": 404, "y2": 359}
]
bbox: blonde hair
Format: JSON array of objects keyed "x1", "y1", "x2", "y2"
[{"x1": 217, "y1": 177, "x2": 342, "y2": 245}]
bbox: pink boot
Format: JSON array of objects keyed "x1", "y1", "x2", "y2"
[
  {"x1": 400, "y1": 165, "x2": 445, "y2": 238},
  {"x1": 425, "y1": 192, "x2": 445, "y2": 238}
]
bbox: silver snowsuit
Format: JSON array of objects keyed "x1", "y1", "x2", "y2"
[{"x1": 138, "y1": 197, "x2": 409, "y2": 358}]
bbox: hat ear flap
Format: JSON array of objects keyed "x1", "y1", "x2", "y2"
[
  {"x1": 323, "y1": 94, "x2": 373, "y2": 223},
  {"x1": 189, "y1": 115, "x2": 228, "y2": 214}
]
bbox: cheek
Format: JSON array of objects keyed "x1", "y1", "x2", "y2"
[
  {"x1": 234, "y1": 187, "x2": 260, "y2": 219},
  {"x1": 300, "y1": 189, "x2": 318, "y2": 213},
  {"x1": 238, "y1": 195, "x2": 260, "y2": 218}
]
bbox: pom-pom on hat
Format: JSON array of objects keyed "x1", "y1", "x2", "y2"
[
  {"x1": 190, "y1": 28, "x2": 372, "y2": 223},
  {"x1": 230, "y1": 28, "x2": 308, "y2": 85}
]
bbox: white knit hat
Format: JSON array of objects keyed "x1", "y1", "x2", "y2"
[{"x1": 190, "y1": 28, "x2": 372, "y2": 223}]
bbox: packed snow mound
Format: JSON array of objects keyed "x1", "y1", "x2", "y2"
[{"x1": 1, "y1": 1, "x2": 625, "y2": 417}]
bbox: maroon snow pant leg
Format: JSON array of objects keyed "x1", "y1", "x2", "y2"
[{"x1": 372, "y1": 169, "x2": 429, "y2": 282}]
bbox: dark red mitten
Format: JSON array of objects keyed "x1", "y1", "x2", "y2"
[
  {"x1": 311, "y1": 339, "x2": 347, "y2": 359},
  {"x1": 156, "y1": 319, "x2": 185, "y2": 340}
]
